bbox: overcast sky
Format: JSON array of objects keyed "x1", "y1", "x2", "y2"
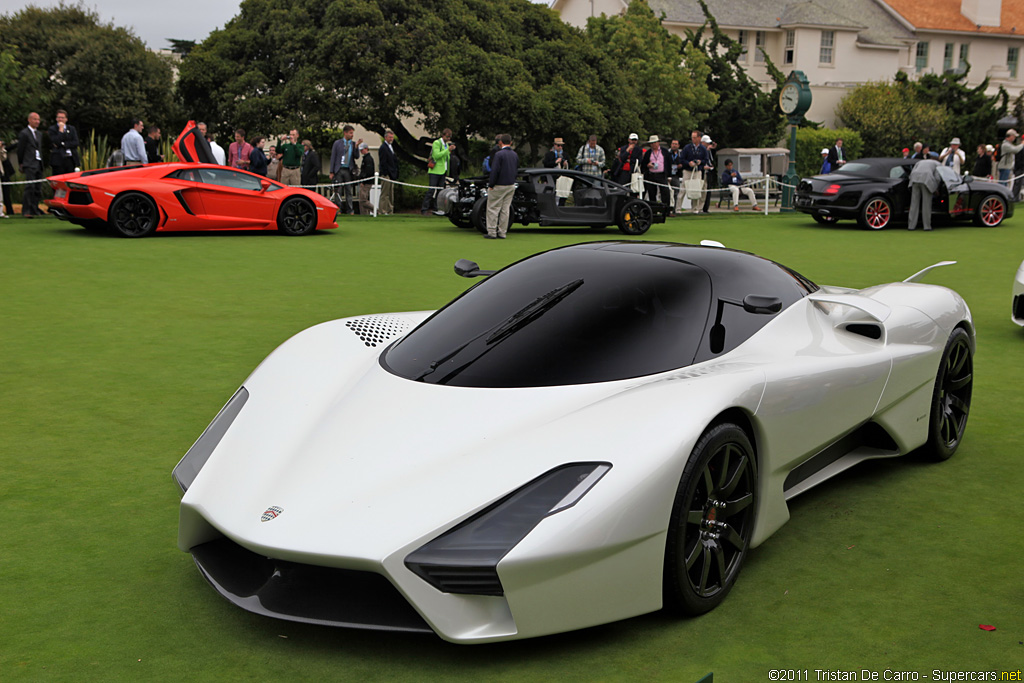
[{"x1": 4, "y1": 0, "x2": 244, "y2": 50}]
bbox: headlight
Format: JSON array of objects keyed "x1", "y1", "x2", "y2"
[
  {"x1": 172, "y1": 387, "x2": 248, "y2": 493},
  {"x1": 404, "y1": 462, "x2": 611, "y2": 596}
]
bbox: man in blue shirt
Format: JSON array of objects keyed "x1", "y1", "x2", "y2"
[
  {"x1": 680, "y1": 130, "x2": 709, "y2": 214},
  {"x1": 121, "y1": 119, "x2": 147, "y2": 166},
  {"x1": 485, "y1": 133, "x2": 518, "y2": 239},
  {"x1": 330, "y1": 125, "x2": 359, "y2": 214}
]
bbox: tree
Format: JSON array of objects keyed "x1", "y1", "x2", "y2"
[
  {"x1": 0, "y1": 49, "x2": 51, "y2": 140},
  {"x1": 0, "y1": 3, "x2": 179, "y2": 142},
  {"x1": 910, "y1": 69, "x2": 1008, "y2": 148},
  {"x1": 680, "y1": 0, "x2": 786, "y2": 147},
  {"x1": 835, "y1": 80, "x2": 948, "y2": 157},
  {"x1": 585, "y1": 1, "x2": 716, "y2": 144}
]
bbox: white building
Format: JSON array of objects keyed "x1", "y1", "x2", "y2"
[{"x1": 551, "y1": 0, "x2": 1024, "y2": 127}]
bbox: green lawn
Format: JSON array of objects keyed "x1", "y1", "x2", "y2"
[{"x1": 2, "y1": 213, "x2": 1021, "y2": 681}]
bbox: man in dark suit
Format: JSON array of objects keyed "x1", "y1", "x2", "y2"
[
  {"x1": 18, "y1": 112, "x2": 45, "y2": 217},
  {"x1": 47, "y1": 109, "x2": 79, "y2": 176},
  {"x1": 300, "y1": 139, "x2": 321, "y2": 187},
  {"x1": 826, "y1": 138, "x2": 847, "y2": 170},
  {"x1": 377, "y1": 130, "x2": 399, "y2": 215}
]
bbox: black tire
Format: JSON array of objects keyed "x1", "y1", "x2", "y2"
[
  {"x1": 277, "y1": 196, "x2": 317, "y2": 235},
  {"x1": 857, "y1": 196, "x2": 892, "y2": 230},
  {"x1": 924, "y1": 327, "x2": 973, "y2": 461},
  {"x1": 812, "y1": 213, "x2": 839, "y2": 225},
  {"x1": 449, "y1": 213, "x2": 474, "y2": 230},
  {"x1": 590, "y1": 225, "x2": 609, "y2": 230},
  {"x1": 664, "y1": 422, "x2": 757, "y2": 616},
  {"x1": 617, "y1": 199, "x2": 653, "y2": 235},
  {"x1": 108, "y1": 192, "x2": 158, "y2": 237},
  {"x1": 469, "y1": 196, "x2": 488, "y2": 234},
  {"x1": 973, "y1": 194, "x2": 1007, "y2": 227}
]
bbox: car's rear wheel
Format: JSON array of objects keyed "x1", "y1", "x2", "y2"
[
  {"x1": 277, "y1": 197, "x2": 317, "y2": 235},
  {"x1": 664, "y1": 422, "x2": 757, "y2": 616},
  {"x1": 924, "y1": 327, "x2": 973, "y2": 461},
  {"x1": 470, "y1": 195, "x2": 513, "y2": 234},
  {"x1": 857, "y1": 196, "x2": 892, "y2": 230},
  {"x1": 617, "y1": 199, "x2": 653, "y2": 235},
  {"x1": 108, "y1": 192, "x2": 158, "y2": 237},
  {"x1": 973, "y1": 194, "x2": 1007, "y2": 227},
  {"x1": 812, "y1": 213, "x2": 839, "y2": 225}
]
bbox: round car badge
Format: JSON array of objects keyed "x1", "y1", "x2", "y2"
[{"x1": 261, "y1": 506, "x2": 284, "y2": 522}]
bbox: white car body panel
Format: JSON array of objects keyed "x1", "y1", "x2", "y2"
[
  {"x1": 1013, "y1": 259, "x2": 1024, "y2": 325},
  {"x1": 176, "y1": 248, "x2": 973, "y2": 643}
]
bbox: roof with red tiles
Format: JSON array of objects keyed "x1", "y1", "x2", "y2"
[{"x1": 879, "y1": 0, "x2": 1024, "y2": 35}]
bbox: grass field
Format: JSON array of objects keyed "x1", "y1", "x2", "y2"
[{"x1": 2, "y1": 212, "x2": 1021, "y2": 681}]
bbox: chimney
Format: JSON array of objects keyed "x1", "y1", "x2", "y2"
[{"x1": 961, "y1": 0, "x2": 1002, "y2": 27}]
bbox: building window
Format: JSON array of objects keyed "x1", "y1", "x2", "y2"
[
  {"x1": 819, "y1": 30, "x2": 834, "y2": 64},
  {"x1": 915, "y1": 41, "x2": 929, "y2": 72},
  {"x1": 943, "y1": 43, "x2": 954, "y2": 72},
  {"x1": 1009, "y1": 46, "x2": 1019, "y2": 78},
  {"x1": 738, "y1": 30, "x2": 749, "y2": 60},
  {"x1": 959, "y1": 43, "x2": 970, "y2": 70},
  {"x1": 785, "y1": 30, "x2": 795, "y2": 65},
  {"x1": 755, "y1": 31, "x2": 766, "y2": 63}
]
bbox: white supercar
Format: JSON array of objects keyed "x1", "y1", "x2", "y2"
[
  {"x1": 174, "y1": 241, "x2": 974, "y2": 643},
  {"x1": 1013, "y1": 259, "x2": 1024, "y2": 326}
]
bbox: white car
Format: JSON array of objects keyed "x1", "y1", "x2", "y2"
[
  {"x1": 1013, "y1": 259, "x2": 1024, "y2": 325},
  {"x1": 174, "y1": 242, "x2": 974, "y2": 643}
]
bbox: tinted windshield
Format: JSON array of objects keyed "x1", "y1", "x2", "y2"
[{"x1": 383, "y1": 247, "x2": 713, "y2": 387}]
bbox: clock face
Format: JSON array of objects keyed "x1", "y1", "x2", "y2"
[{"x1": 780, "y1": 83, "x2": 801, "y2": 114}]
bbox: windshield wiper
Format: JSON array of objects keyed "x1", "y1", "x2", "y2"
[
  {"x1": 410, "y1": 278, "x2": 584, "y2": 381},
  {"x1": 485, "y1": 278, "x2": 584, "y2": 345}
]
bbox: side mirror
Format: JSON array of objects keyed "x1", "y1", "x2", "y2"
[
  {"x1": 260, "y1": 179, "x2": 271, "y2": 192},
  {"x1": 963, "y1": 174, "x2": 974, "y2": 184},
  {"x1": 454, "y1": 259, "x2": 496, "y2": 278},
  {"x1": 742, "y1": 294, "x2": 782, "y2": 314}
]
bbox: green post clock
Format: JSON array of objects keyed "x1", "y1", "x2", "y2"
[{"x1": 779, "y1": 71, "x2": 811, "y2": 210}]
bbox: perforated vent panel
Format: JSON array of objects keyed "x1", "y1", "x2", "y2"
[{"x1": 345, "y1": 316, "x2": 411, "y2": 347}]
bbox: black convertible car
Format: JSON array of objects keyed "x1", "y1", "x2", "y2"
[
  {"x1": 437, "y1": 169, "x2": 670, "y2": 236},
  {"x1": 795, "y1": 157, "x2": 1013, "y2": 229}
]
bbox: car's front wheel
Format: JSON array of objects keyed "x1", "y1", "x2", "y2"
[
  {"x1": 924, "y1": 327, "x2": 973, "y2": 461},
  {"x1": 617, "y1": 199, "x2": 653, "y2": 235},
  {"x1": 973, "y1": 194, "x2": 1007, "y2": 227},
  {"x1": 108, "y1": 192, "x2": 158, "y2": 237},
  {"x1": 664, "y1": 422, "x2": 757, "y2": 616},
  {"x1": 277, "y1": 197, "x2": 317, "y2": 235},
  {"x1": 857, "y1": 196, "x2": 892, "y2": 230}
]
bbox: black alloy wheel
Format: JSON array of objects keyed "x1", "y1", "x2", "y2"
[
  {"x1": 617, "y1": 199, "x2": 653, "y2": 235},
  {"x1": 664, "y1": 422, "x2": 757, "y2": 615},
  {"x1": 109, "y1": 192, "x2": 158, "y2": 237},
  {"x1": 277, "y1": 197, "x2": 317, "y2": 235},
  {"x1": 925, "y1": 327, "x2": 973, "y2": 461}
]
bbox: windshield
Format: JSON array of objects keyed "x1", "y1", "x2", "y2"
[{"x1": 382, "y1": 247, "x2": 713, "y2": 387}]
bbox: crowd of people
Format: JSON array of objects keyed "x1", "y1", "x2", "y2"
[{"x1": 6, "y1": 108, "x2": 1024, "y2": 221}]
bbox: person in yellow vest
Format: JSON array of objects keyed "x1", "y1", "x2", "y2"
[{"x1": 421, "y1": 128, "x2": 451, "y2": 215}]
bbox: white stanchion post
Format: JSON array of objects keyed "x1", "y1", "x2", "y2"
[
  {"x1": 370, "y1": 172, "x2": 381, "y2": 218},
  {"x1": 764, "y1": 177, "x2": 769, "y2": 216}
]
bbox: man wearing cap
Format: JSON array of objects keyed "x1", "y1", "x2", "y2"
[
  {"x1": 680, "y1": 130, "x2": 709, "y2": 214},
  {"x1": 642, "y1": 135, "x2": 670, "y2": 206},
  {"x1": 940, "y1": 138, "x2": 965, "y2": 173},
  {"x1": 997, "y1": 129, "x2": 1024, "y2": 187},
  {"x1": 543, "y1": 138, "x2": 569, "y2": 170},
  {"x1": 826, "y1": 138, "x2": 846, "y2": 170},
  {"x1": 576, "y1": 135, "x2": 605, "y2": 177},
  {"x1": 613, "y1": 133, "x2": 643, "y2": 186},
  {"x1": 819, "y1": 148, "x2": 832, "y2": 174},
  {"x1": 700, "y1": 135, "x2": 718, "y2": 213}
]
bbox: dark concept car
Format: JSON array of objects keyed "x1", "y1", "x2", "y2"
[
  {"x1": 44, "y1": 121, "x2": 338, "y2": 237},
  {"x1": 795, "y1": 157, "x2": 1013, "y2": 229},
  {"x1": 437, "y1": 169, "x2": 670, "y2": 235},
  {"x1": 175, "y1": 241, "x2": 973, "y2": 643}
]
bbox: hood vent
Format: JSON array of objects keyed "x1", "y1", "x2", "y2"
[{"x1": 345, "y1": 315, "x2": 411, "y2": 348}]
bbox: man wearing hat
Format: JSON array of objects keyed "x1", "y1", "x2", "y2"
[
  {"x1": 700, "y1": 134, "x2": 718, "y2": 213},
  {"x1": 613, "y1": 133, "x2": 643, "y2": 186},
  {"x1": 819, "y1": 148, "x2": 832, "y2": 174},
  {"x1": 940, "y1": 138, "x2": 965, "y2": 173},
  {"x1": 997, "y1": 129, "x2": 1024, "y2": 187},
  {"x1": 680, "y1": 130, "x2": 710, "y2": 214},
  {"x1": 642, "y1": 134, "x2": 670, "y2": 206},
  {"x1": 543, "y1": 138, "x2": 569, "y2": 170}
]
